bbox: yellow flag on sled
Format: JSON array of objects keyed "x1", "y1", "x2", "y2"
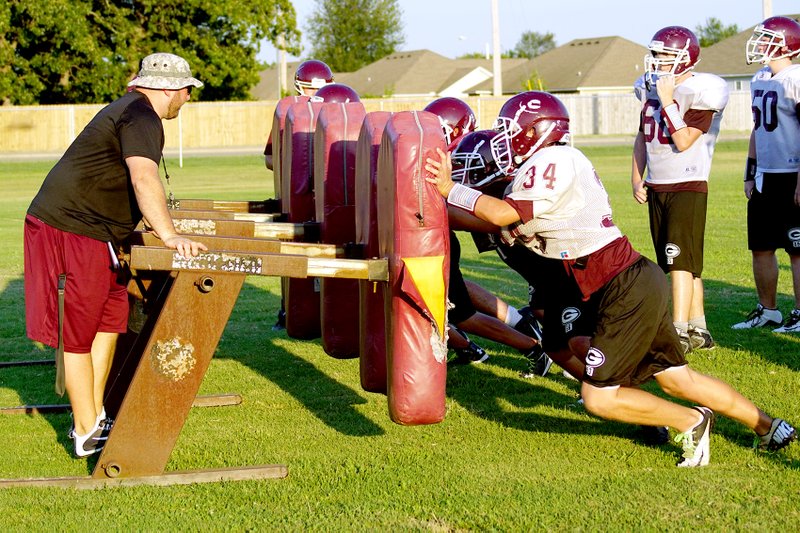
[{"x1": 401, "y1": 255, "x2": 446, "y2": 336}]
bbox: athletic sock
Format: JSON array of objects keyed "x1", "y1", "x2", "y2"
[
  {"x1": 689, "y1": 316, "x2": 707, "y2": 330},
  {"x1": 505, "y1": 306, "x2": 522, "y2": 326},
  {"x1": 674, "y1": 321, "x2": 689, "y2": 333}
]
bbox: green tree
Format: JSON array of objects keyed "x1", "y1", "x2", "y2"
[
  {"x1": 695, "y1": 17, "x2": 739, "y2": 48},
  {"x1": 510, "y1": 31, "x2": 556, "y2": 59},
  {"x1": 0, "y1": 0, "x2": 301, "y2": 104},
  {"x1": 306, "y1": 0, "x2": 404, "y2": 72}
]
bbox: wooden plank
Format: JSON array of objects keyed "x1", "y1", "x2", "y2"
[
  {"x1": 172, "y1": 199, "x2": 279, "y2": 214},
  {"x1": 130, "y1": 232, "x2": 339, "y2": 258},
  {"x1": 169, "y1": 209, "x2": 236, "y2": 220},
  {"x1": 232, "y1": 213, "x2": 280, "y2": 223},
  {"x1": 129, "y1": 246, "x2": 388, "y2": 281},
  {"x1": 0, "y1": 465, "x2": 287, "y2": 489},
  {"x1": 130, "y1": 246, "x2": 309, "y2": 278},
  {"x1": 252, "y1": 222, "x2": 306, "y2": 240},
  {"x1": 169, "y1": 210, "x2": 284, "y2": 223},
  {"x1": 170, "y1": 219, "x2": 256, "y2": 237}
]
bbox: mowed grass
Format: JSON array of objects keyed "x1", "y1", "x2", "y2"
[{"x1": 0, "y1": 140, "x2": 799, "y2": 531}]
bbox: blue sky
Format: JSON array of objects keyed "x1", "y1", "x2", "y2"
[{"x1": 259, "y1": 0, "x2": 798, "y2": 63}]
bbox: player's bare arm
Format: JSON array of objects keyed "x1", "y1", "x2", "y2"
[
  {"x1": 631, "y1": 132, "x2": 648, "y2": 204},
  {"x1": 126, "y1": 155, "x2": 207, "y2": 258},
  {"x1": 425, "y1": 148, "x2": 520, "y2": 227}
]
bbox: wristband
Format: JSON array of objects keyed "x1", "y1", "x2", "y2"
[
  {"x1": 744, "y1": 157, "x2": 757, "y2": 182},
  {"x1": 662, "y1": 102, "x2": 687, "y2": 135},
  {"x1": 447, "y1": 183, "x2": 483, "y2": 213}
]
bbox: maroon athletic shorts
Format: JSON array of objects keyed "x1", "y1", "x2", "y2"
[{"x1": 24, "y1": 215, "x2": 128, "y2": 353}]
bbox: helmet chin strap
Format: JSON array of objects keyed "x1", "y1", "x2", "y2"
[{"x1": 520, "y1": 122, "x2": 556, "y2": 162}]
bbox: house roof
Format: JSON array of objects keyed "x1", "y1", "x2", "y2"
[
  {"x1": 696, "y1": 14, "x2": 800, "y2": 78},
  {"x1": 335, "y1": 50, "x2": 526, "y2": 97},
  {"x1": 251, "y1": 60, "x2": 306, "y2": 100},
  {"x1": 251, "y1": 37, "x2": 646, "y2": 99},
  {"x1": 334, "y1": 50, "x2": 451, "y2": 97},
  {"x1": 472, "y1": 36, "x2": 648, "y2": 93}
]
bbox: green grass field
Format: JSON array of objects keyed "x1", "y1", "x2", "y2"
[{"x1": 0, "y1": 141, "x2": 799, "y2": 531}]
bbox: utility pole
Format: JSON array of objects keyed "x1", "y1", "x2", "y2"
[
  {"x1": 491, "y1": 0, "x2": 502, "y2": 96},
  {"x1": 762, "y1": 0, "x2": 773, "y2": 20},
  {"x1": 276, "y1": 7, "x2": 287, "y2": 97}
]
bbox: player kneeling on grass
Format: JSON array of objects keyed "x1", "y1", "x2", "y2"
[{"x1": 425, "y1": 90, "x2": 796, "y2": 466}]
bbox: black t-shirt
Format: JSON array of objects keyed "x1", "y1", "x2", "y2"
[{"x1": 28, "y1": 91, "x2": 164, "y2": 244}]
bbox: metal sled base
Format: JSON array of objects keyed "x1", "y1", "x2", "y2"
[{"x1": 0, "y1": 464, "x2": 287, "y2": 489}]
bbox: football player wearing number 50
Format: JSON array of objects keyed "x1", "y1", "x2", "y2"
[
  {"x1": 732, "y1": 16, "x2": 800, "y2": 333},
  {"x1": 631, "y1": 26, "x2": 728, "y2": 354}
]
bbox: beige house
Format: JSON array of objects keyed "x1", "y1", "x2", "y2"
[
  {"x1": 251, "y1": 37, "x2": 646, "y2": 99},
  {"x1": 472, "y1": 36, "x2": 648, "y2": 95}
]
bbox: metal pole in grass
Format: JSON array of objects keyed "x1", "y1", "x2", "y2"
[{"x1": 179, "y1": 112, "x2": 184, "y2": 168}]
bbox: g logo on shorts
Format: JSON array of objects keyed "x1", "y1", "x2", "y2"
[
  {"x1": 664, "y1": 243, "x2": 680, "y2": 265},
  {"x1": 788, "y1": 228, "x2": 800, "y2": 248},
  {"x1": 561, "y1": 306, "x2": 581, "y2": 333},
  {"x1": 585, "y1": 347, "x2": 606, "y2": 377}
]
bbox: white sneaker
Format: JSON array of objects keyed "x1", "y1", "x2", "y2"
[
  {"x1": 731, "y1": 304, "x2": 782, "y2": 330},
  {"x1": 674, "y1": 407, "x2": 714, "y2": 467},
  {"x1": 73, "y1": 417, "x2": 111, "y2": 458},
  {"x1": 773, "y1": 309, "x2": 800, "y2": 333}
]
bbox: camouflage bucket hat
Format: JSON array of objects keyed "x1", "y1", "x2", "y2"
[{"x1": 128, "y1": 53, "x2": 203, "y2": 90}]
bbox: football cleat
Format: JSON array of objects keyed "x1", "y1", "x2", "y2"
[
  {"x1": 754, "y1": 418, "x2": 796, "y2": 451},
  {"x1": 674, "y1": 406, "x2": 714, "y2": 467},
  {"x1": 688, "y1": 326, "x2": 715, "y2": 350},
  {"x1": 773, "y1": 309, "x2": 800, "y2": 333},
  {"x1": 731, "y1": 304, "x2": 782, "y2": 329}
]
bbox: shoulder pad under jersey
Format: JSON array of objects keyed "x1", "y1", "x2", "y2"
[{"x1": 675, "y1": 73, "x2": 729, "y2": 112}]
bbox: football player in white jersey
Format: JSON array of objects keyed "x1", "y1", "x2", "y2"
[
  {"x1": 631, "y1": 26, "x2": 728, "y2": 352},
  {"x1": 733, "y1": 16, "x2": 800, "y2": 333},
  {"x1": 424, "y1": 99, "x2": 547, "y2": 369},
  {"x1": 425, "y1": 91, "x2": 796, "y2": 466}
]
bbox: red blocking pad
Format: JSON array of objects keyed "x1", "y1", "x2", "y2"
[
  {"x1": 281, "y1": 100, "x2": 325, "y2": 339},
  {"x1": 377, "y1": 110, "x2": 450, "y2": 425},
  {"x1": 268, "y1": 95, "x2": 309, "y2": 209},
  {"x1": 354, "y1": 112, "x2": 393, "y2": 392},
  {"x1": 314, "y1": 102, "x2": 367, "y2": 358}
]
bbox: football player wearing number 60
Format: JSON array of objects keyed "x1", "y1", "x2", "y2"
[
  {"x1": 732, "y1": 16, "x2": 800, "y2": 333},
  {"x1": 631, "y1": 26, "x2": 728, "y2": 353}
]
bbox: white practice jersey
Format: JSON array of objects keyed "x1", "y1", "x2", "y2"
[
  {"x1": 502, "y1": 145, "x2": 622, "y2": 260},
  {"x1": 633, "y1": 72, "x2": 728, "y2": 185},
  {"x1": 750, "y1": 64, "x2": 800, "y2": 175}
]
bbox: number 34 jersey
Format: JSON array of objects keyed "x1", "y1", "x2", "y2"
[
  {"x1": 502, "y1": 145, "x2": 622, "y2": 261},
  {"x1": 750, "y1": 64, "x2": 800, "y2": 175},
  {"x1": 633, "y1": 72, "x2": 728, "y2": 185}
]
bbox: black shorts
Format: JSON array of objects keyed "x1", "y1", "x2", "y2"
[
  {"x1": 648, "y1": 190, "x2": 707, "y2": 276},
  {"x1": 495, "y1": 243, "x2": 595, "y2": 351},
  {"x1": 448, "y1": 231, "x2": 476, "y2": 324},
  {"x1": 584, "y1": 257, "x2": 688, "y2": 388},
  {"x1": 747, "y1": 173, "x2": 800, "y2": 254}
]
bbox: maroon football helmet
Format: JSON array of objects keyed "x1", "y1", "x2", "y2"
[
  {"x1": 746, "y1": 16, "x2": 800, "y2": 65},
  {"x1": 451, "y1": 130, "x2": 509, "y2": 194},
  {"x1": 491, "y1": 91, "x2": 570, "y2": 173},
  {"x1": 311, "y1": 83, "x2": 360, "y2": 103},
  {"x1": 423, "y1": 97, "x2": 477, "y2": 147},
  {"x1": 644, "y1": 26, "x2": 700, "y2": 86},
  {"x1": 294, "y1": 59, "x2": 334, "y2": 95}
]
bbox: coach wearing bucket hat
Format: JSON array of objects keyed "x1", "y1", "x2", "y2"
[{"x1": 23, "y1": 52, "x2": 207, "y2": 459}]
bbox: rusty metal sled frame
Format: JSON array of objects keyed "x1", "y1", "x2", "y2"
[{"x1": 0, "y1": 235, "x2": 386, "y2": 489}]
